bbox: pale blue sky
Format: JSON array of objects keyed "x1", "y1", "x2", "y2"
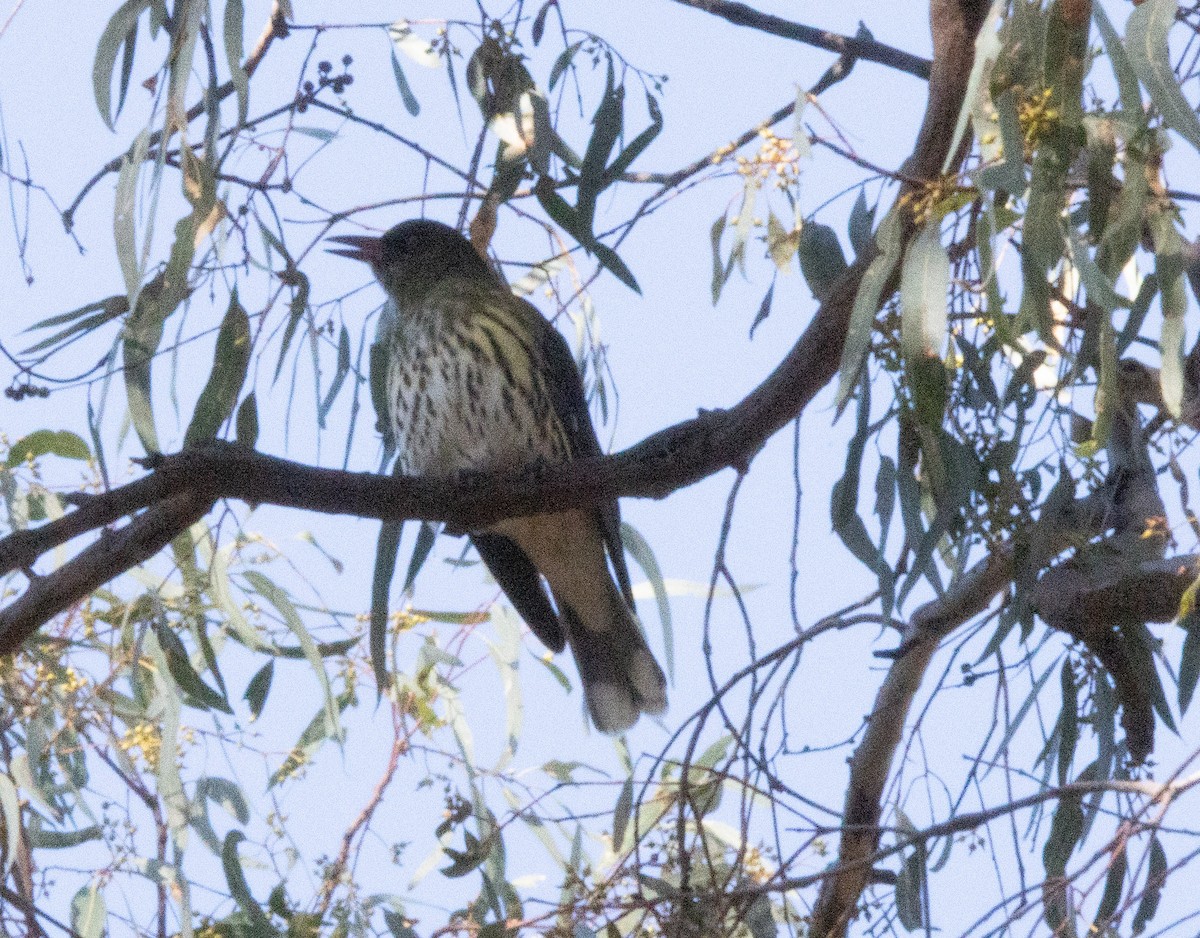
[{"x1": 2, "y1": 2, "x2": 1198, "y2": 935}]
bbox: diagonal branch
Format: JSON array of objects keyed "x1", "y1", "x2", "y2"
[
  {"x1": 666, "y1": 0, "x2": 932, "y2": 80},
  {"x1": 805, "y1": 1, "x2": 994, "y2": 936},
  {"x1": 0, "y1": 490, "x2": 210, "y2": 655}
]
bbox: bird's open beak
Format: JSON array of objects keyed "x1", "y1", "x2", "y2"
[{"x1": 326, "y1": 234, "x2": 383, "y2": 265}]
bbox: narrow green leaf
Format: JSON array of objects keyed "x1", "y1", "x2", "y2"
[
  {"x1": 1178, "y1": 597, "x2": 1200, "y2": 714},
  {"x1": 1097, "y1": 137, "x2": 1149, "y2": 280},
  {"x1": 488, "y1": 606, "x2": 524, "y2": 770},
  {"x1": 749, "y1": 280, "x2": 775, "y2": 338},
  {"x1": 6, "y1": 430, "x2": 91, "y2": 467},
  {"x1": 153, "y1": 621, "x2": 234, "y2": 713},
  {"x1": 990, "y1": 660, "x2": 1059, "y2": 768},
  {"x1": 1148, "y1": 209, "x2": 1186, "y2": 417},
  {"x1": 611, "y1": 777, "x2": 633, "y2": 851},
  {"x1": 536, "y1": 653, "x2": 572, "y2": 692},
  {"x1": 244, "y1": 570, "x2": 341, "y2": 743},
  {"x1": 1019, "y1": 152, "x2": 1069, "y2": 338},
  {"x1": 619, "y1": 522, "x2": 673, "y2": 678},
  {"x1": 578, "y1": 76, "x2": 624, "y2": 230},
  {"x1": 531, "y1": 0, "x2": 553, "y2": 45},
  {"x1": 93, "y1": 0, "x2": 150, "y2": 129},
  {"x1": 122, "y1": 310, "x2": 164, "y2": 455},
  {"x1": 1092, "y1": 843, "x2": 1127, "y2": 932},
  {"x1": 1077, "y1": 311, "x2": 1117, "y2": 457},
  {"x1": 836, "y1": 206, "x2": 903, "y2": 410},
  {"x1": 798, "y1": 221, "x2": 848, "y2": 300},
  {"x1": 274, "y1": 264, "x2": 309, "y2": 384},
  {"x1": 211, "y1": 544, "x2": 269, "y2": 651},
  {"x1": 223, "y1": 0, "x2": 248, "y2": 125},
  {"x1": 390, "y1": 46, "x2": 420, "y2": 116},
  {"x1": 900, "y1": 222, "x2": 950, "y2": 429},
  {"x1": 942, "y1": 0, "x2": 1005, "y2": 174},
  {"x1": 318, "y1": 324, "x2": 352, "y2": 427},
  {"x1": 1132, "y1": 836, "x2": 1166, "y2": 934},
  {"x1": 244, "y1": 660, "x2": 274, "y2": 720},
  {"x1": 847, "y1": 189, "x2": 876, "y2": 257},
  {"x1": 268, "y1": 692, "x2": 352, "y2": 787},
  {"x1": 874, "y1": 454, "x2": 897, "y2": 548},
  {"x1": 24, "y1": 296, "x2": 123, "y2": 333},
  {"x1": 28, "y1": 821, "x2": 103, "y2": 849},
  {"x1": 21, "y1": 307, "x2": 124, "y2": 356},
  {"x1": 1069, "y1": 232, "x2": 1128, "y2": 313},
  {"x1": 402, "y1": 521, "x2": 437, "y2": 595},
  {"x1": 603, "y1": 92, "x2": 662, "y2": 182},
  {"x1": 114, "y1": 128, "x2": 149, "y2": 298},
  {"x1": 900, "y1": 222, "x2": 950, "y2": 362},
  {"x1": 185, "y1": 290, "x2": 251, "y2": 445},
  {"x1": 372, "y1": 520, "x2": 404, "y2": 692},
  {"x1": 730, "y1": 179, "x2": 757, "y2": 277},
  {"x1": 710, "y1": 213, "x2": 730, "y2": 304},
  {"x1": 1056, "y1": 659, "x2": 1079, "y2": 786},
  {"x1": 1043, "y1": 775, "x2": 1086, "y2": 936},
  {"x1": 548, "y1": 41, "x2": 582, "y2": 91},
  {"x1": 535, "y1": 180, "x2": 586, "y2": 243},
  {"x1": 289, "y1": 125, "x2": 335, "y2": 142},
  {"x1": 1093, "y1": 4, "x2": 1143, "y2": 118},
  {"x1": 1126, "y1": 0, "x2": 1200, "y2": 153},
  {"x1": 592, "y1": 241, "x2": 641, "y2": 294},
  {"x1": 895, "y1": 849, "x2": 925, "y2": 930},
  {"x1": 235, "y1": 392, "x2": 259, "y2": 448},
  {"x1": 221, "y1": 831, "x2": 272, "y2": 932},
  {"x1": 166, "y1": 0, "x2": 203, "y2": 133},
  {"x1": 0, "y1": 775, "x2": 20, "y2": 874},
  {"x1": 190, "y1": 776, "x2": 250, "y2": 855},
  {"x1": 275, "y1": 636, "x2": 360, "y2": 659},
  {"x1": 70, "y1": 885, "x2": 106, "y2": 938}
]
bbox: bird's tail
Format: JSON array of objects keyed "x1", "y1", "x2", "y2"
[
  {"x1": 493, "y1": 510, "x2": 667, "y2": 733},
  {"x1": 563, "y1": 594, "x2": 667, "y2": 735}
]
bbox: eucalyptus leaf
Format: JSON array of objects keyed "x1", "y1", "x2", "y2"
[
  {"x1": 6, "y1": 430, "x2": 91, "y2": 467},
  {"x1": 70, "y1": 885, "x2": 107, "y2": 938},
  {"x1": 185, "y1": 291, "x2": 251, "y2": 445},
  {"x1": 93, "y1": 0, "x2": 150, "y2": 129},
  {"x1": 221, "y1": 831, "x2": 272, "y2": 932},
  {"x1": 1126, "y1": 0, "x2": 1200, "y2": 153}
]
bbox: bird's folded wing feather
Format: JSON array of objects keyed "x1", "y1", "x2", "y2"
[{"x1": 528, "y1": 297, "x2": 635, "y2": 606}]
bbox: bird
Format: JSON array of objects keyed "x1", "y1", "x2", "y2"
[{"x1": 328, "y1": 219, "x2": 667, "y2": 733}]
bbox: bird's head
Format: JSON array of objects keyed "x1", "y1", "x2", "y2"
[{"x1": 328, "y1": 219, "x2": 493, "y2": 301}]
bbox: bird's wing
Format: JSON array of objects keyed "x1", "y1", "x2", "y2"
[
  {"x1": 471, "y1": 532, "x2": 565, "y2": 652},
  {"x1": 370, "y1": 298, "x2": 401, "y2": 462},
  {"x1": 525, "y1": 296, "x2": 636, "y2": 606}
]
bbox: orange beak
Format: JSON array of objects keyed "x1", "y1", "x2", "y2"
[{"x1": 326, "y1": 234, "x2": 383, "y2": 265}]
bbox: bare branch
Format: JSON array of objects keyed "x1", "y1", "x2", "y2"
[
  {"x1": 666, "y1": 0, "x2": 932, "y2": 80},
  {"x1": 727, "y1": 769, "x2": 1200, "y2": 898}
]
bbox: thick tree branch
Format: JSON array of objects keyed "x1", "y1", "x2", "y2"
[
  {"x1": 0, "y1": 490, "x2": 210, "y2": 655},
  {"x1": 666, "y1": 0, "x2": 932, "y2": 80},
  {"x1": 806, "y1": 2, "x2": 994, "y2": 935},
  {"x1": 812, "y1": 453, "x2": 1183, "y2": 933},
  {"x1": 2, "y1": 129, "x2": 896, "y2": 656}
]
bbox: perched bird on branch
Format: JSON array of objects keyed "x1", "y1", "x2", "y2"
[{"x1": 329, "y1": 219, "x2": 667, "y2": 733}]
